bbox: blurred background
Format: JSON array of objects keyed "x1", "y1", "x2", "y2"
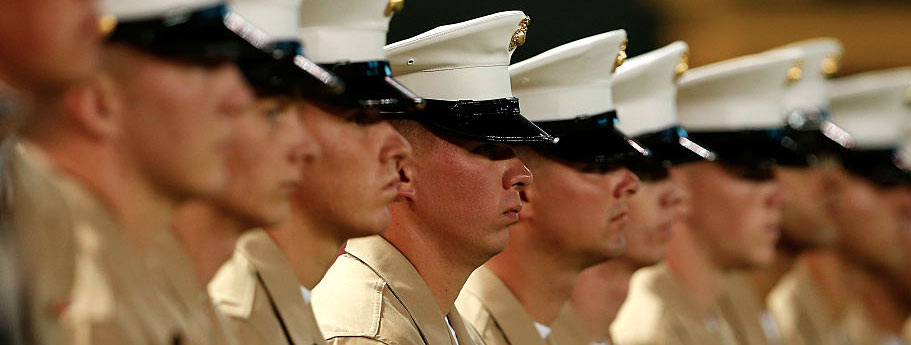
[{"x1": 387, "y1": 0, "x2": 911, "y2": 76}]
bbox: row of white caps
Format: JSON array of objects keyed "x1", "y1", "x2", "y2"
[
  {"x1": 102, "y1": 0, "x2": 400, "y2": 64},
  {"x1": 102, "y1": 0, "x2": 911, "y2": 151}
]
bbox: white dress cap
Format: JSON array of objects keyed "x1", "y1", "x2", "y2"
[
  {"x1": 764, "y1": 38, "x2": 844, "y2": 123},
  {"x1": 299, "y1": 0, "x2": 399, "y2": 63},
  {"x1": 830, "y1": 67, "x2": 911, "y2": 149},
  {"x1": 509, "y1": 30, "x2": 627, "y2": 122},
  {"x1": 101, "y1": 0, "x2": 221, "y2": 21},
  {"x1": 385, "y1": 11, "x2": 530, "y2": 101},
  {"x1": 614, "y1": 41, "x2": 688, "y2": 137},
  {"x1": 677, "y1": 50, "x2": 802, "y2": 132},
  {"x1": 229, "y1": 0, "x2": 302, "y2": 42}
]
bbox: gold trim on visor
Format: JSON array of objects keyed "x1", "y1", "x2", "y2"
[
  {"x1": 787, "y1": 59, "x2": 804, "y2": 84},
  {"x1": 509, "y1": 17, "x2": 530, "y2": 52},
  {"x1": 674, "y1": 47, "x2": 689, "y2": 80},
  {"x1": 98, "y1": 14, "x2": 117, "y2": 36},
  {"x1": 821, "y1": 52, "x2": 842, "y2": 78},
  {"x1": 613, "y1": 39, "x2": 628, "y2": 72},
  {"x1": 384, "y1": 0, "x2": 404, "y2": 17}
]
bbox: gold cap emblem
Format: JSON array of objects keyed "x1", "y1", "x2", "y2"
[
  {"x1": 674, "y1": 48, "x2": 690, "y2": 80},
  {"x1": 98, "y1": 14, "x2": 117, "y2": 36},
  {"x1": 613, "y1": 39, "x2": 628, "y2": 72},
  {"x1": 787, "y1": 59, "x2": 804, "y2": 84},
  {"x1": 509, "y1": 17, "x2": 530, "y2": 52},
  {"x1": 821, "y1": 52, "x2": 842, "y2": 78},
  {"x1": 384, "y1": 0, "x2": 404, "y2": 17}
]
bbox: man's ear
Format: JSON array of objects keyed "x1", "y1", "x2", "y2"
[
  {"x1": 518, "y1": 186, "x2": 535, "y2": 221},
  {"x1": 63, "y1": 75, "x2": 121, "y2": 139},
  {"x1": 395, "y1": 161, "x2": 416, "y2": 201}
]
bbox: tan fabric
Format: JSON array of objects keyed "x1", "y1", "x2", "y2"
[
  {"x1": 147, "y1": 231, "x2": 239, "y2": 345},
  {"x1": 610, "y1": 264, "x2": 738, "y2": 345},
  {"x1": 456, "y1": 265, "x2": 549, "y2": 345},
  {"x1": 56, "y1": 153, "x2": 183, "y2": 345},
  {"x1": 311, "y1": 235, "x2": 484, "y2": 345},
  {"x1": 716, "y1": 272, "x2": 781, "y2": 345},
  {"x1": 5, "y1": 139, "x2": 75, "y2": 345},
  {"x1": 767, "y1": 262, "x2": 849, "y2": 345},
  {"x1": 842, "y1": 303, "x2": 904, "y2": 345},
  {"x1": 903, "y1": 319, "x2": 910, "y2": 345},
  {"x1": 209, "y1": 229, "x2": 326, "y2": 345},
  {"x1": 548, "y1": 302, "x2": 599, "y2": 345}
]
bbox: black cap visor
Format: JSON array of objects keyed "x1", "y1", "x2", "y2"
[
  {"x1": 837, "y1": 147, "x2": 911, "y2": 187},
  {"x1": 107, "y1": 4, "x2": 342, "y2": 97},
  {"x1": 532, "y1": 111, "x2": 648, "y2": 167},
  {"x1": 319, "y1": 61, "x2": 425, "y2": 112},
  {"x1": 382, "y1": 97, "x2": 556, "y2": 144},
  {"x1": 686, "y1": 129, "x2": 804, "y2": 169}
]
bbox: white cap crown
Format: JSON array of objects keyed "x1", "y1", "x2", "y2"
[
  {"x1": 677, "y1": 50, "x2": 802, "y2": 131},
  {"x1": 385, "y1": 11, "x2": 529, "y2": 101},
  {"x1": 765, "y1": 38, "x2": 844, "y2": 120},
  {"x1": 509, "y1": 30, "x2": 627, "y2": 122},
  {"x1": 228, "y1": 0, "x2": 302, "y2": 42},
  {"x1": 614, "y1": 41, "x2": 688, "y2": 136},
  {"x1": 299, "y1": 0, "x2": 398, "y2": 63},
  {"x1": 101, "y1": 0, "x2": 220, "y2": 21},
  {"x1": 830, "y1": 67, "x2": 911, "y2": 149}
]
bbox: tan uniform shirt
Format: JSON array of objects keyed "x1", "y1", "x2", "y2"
[
  {"x1": 56, "y1": 154, "x2": 183, "y2": 344},
  {"x1": 456, "y1": 265, "x2": 552, "y2": 345},
  {"x1": 311, "y1": 235, "x2": 484, "y2": 345},
  {"x1": 147, "y1": 231, "x2": 239, "y2": 345},
  {"x1": 548, "y1": 302, "x2": 602, "y2": 345},
  {"x1": 209, "y1": 229, "x2": 326, "y2": 345},
  {"x1": 610, "y1": 264, "x2": 738, "y2": 345},
  {"x1": 768, "y1": 262, "x2": 849, "y2": 345},
  {"x1": 842, "y1": 303, "x2": 906, "y2": 345},
  {"x1": 5, "y1": 139, "x2": 75, "y2": 345},
  {"x1": 717, "y1": 272, "x2": 783, "y2": 345}
]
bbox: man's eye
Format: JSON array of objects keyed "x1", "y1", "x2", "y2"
[
  {"x1": 347, "y1": 111, "x2": 383, "y2": 126},
  {"x1": 470, "y1": 144, "x2": 515, "y2": 161}
]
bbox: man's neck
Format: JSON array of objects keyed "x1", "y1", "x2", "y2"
[
  {"x1": 572, "y1": 259, "x2": 638, "y2": 343},
  {"x1": 665, "y1": 225, "x2": 725, "y2": 314},
  {"x1": 171, "y1": 201, "x2": 247, "y2": 285},
  {"x1": 27, "y1": 128, "x2": 173, "y2": 253},
  {"x1": 843, "y1": 259, "x2": 908, "y2": 335},
  {"x1": 381, "y1": 209, "x2": 484, "y2": 316},
  {"x1": 266, "y1": 208, "x2": 344, "y2": 290},
  {"x1": 801, "y1": 249, "x2": 850, "y2": 319},
  {"x1": 748, "y1": 243, "x2": 799, "y2": 302},
  {"x1": 484, "y1": 228, "x2": 596, "y2": 326}
]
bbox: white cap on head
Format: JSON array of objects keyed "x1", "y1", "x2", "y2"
[
  {"x1": 764, "y1": 38, "x2": 844, "y2": 123},
  {"x1": 385, "y1": 11, "x2": 529, "y2": 101},
  {"x1": 509, "y1": 30, "x2": 627, "y2": 122},
  {"x1": 299, "y1": 0, "x2": 400, "y2": 63},
  {"x1": 677, "y1": 50, "x2": 802, "y2": 131},
  {"x1": 830, "y1": 67, "x2": 911, "y2": 149},
  {"x1": 614, "y1": 41, "x2": 687, "y2": 137},
  {"x1": 101, "y1": 0, "x2": 221, "y2": 21},
  {"x1": 228, "y1": 0, "x2": 302, "y2": 42}
]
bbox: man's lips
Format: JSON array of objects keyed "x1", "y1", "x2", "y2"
[
  {"x1": 503, "y1": 204, "x2": 523, "y2": 221},
  {"x1": 610, "y1": 207, "x2": 629, "y2": 224}
]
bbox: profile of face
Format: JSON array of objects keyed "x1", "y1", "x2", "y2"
[
  {"x1": 515, "y1": 150, "x2": 640, "y2": 265},
  {"x1": 677, "y1": 162, "x2": 786, "y2": 269},
  {"x1": 776, "y1": 160, "x2": 841, "y2": 248},
  {"x1": 105, "y1": 46, "x2": 255, "y2": 202},
  {"x1": 0, "y1": 0, "x2": 100, "y2": 89},
  {"x1": 394, "y1": 124, "x2": 532, "y2": 261},
  {"x1": 216, "y1": 98, "x2": 316, "y2": 228},
  {"x1": 292, "y1": 101, "x2": 412, "y2": 239},
  {"x1": 621, "y1": 172, "x2": 688, "y2": 267},
  {"x1": 829, "y1": 169, "x2": 910, "y2": 273}
]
